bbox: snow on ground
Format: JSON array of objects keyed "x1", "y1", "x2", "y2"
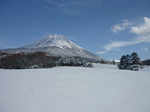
[{"x1": 0, "y1": 64, "x2": 150, "y2": 112}]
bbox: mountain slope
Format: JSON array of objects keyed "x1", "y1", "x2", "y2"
[{"x1": 0, "y1": 35, "x2": 109, "y2": 62}]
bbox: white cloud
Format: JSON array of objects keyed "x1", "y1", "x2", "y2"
[
  {"x1": 97, "y1": 51, "x2": 107, "y2": 54},
  {"x1": 136, "y1": 36, "x2": 150, "y2": 43},
  {"x1": 144, "y1": 48, "x2": 148, "y2": 52},
  {"x1": 111, "y1": 19, "x2": 132, "y2": 33},
  {"x1": 98, "y1": 17, "x2": 150, "y2": 54},
  {"x1": 111, "y1": 17, "x2": 150, "y2": 35},
  {"x1": 98, "y1": 40, "x2": 139, "y2": 54},
  {"x1": 130, "y1": 17, "x2": 150, "y2": 36},
  {"x1": 111, "y1": 24, "x2": 125, "y2": 33},
  {"x1": 97, "y1": 36, "x2": 150, "y2": 54}
]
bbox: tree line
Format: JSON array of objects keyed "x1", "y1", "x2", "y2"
[
  {"x1": 0, "y1": 52, "x2": 60, "y2": 69},
  {"x1": 0, "y1": 52, "x2": 93, "y2": 69}
]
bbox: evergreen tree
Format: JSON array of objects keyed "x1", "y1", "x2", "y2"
[
  {"x1": 131, "y1": 52, "x2": 142, "y2": 65},
  {"x1": 119, "y1": 55, "x2": 126, "y2": 69},
  {"x1": 118, "y1": 52, "x2": 142, "y2": 71}
]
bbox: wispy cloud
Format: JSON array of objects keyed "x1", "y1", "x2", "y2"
[
  {"x1": 98, "y1": 17, "x2": 150, "y2": 54},
  {"x1": 97, "y1": 51, "x2": 106, "y2": 54},
  {"x1": 97, "y1": 36, "x2": 150, "y2": 54},
  {"x1": 111, "y1": 19, "x2": 132, "y2": 33},
  {"x1": 45, "y1": 0, "x2": 102, "y2": 15}
]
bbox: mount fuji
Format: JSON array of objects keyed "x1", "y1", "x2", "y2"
[{"x1": 0, "y1": 35, "x2": 109, "y2": 61}]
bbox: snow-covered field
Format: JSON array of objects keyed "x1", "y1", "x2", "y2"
[{"x1": 0, "y1": 64, "x2": 150, "y2": 112}]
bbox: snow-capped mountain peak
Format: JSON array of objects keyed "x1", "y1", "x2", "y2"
[{"x1": 22, "y1": 35, "x2": 83, "y2": 50}]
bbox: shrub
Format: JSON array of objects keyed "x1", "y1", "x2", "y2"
[{"x1": 57, "y1": 57, "x2": 93, "y2": 67}]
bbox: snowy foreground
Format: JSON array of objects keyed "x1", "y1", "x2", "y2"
[{"x1": 0, "y1": 64, "x2": 150, "y2": 112}]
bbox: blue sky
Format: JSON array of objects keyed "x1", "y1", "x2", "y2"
[{"x1": 0, "y1": 0, "x2": 150, "y2": 60}]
